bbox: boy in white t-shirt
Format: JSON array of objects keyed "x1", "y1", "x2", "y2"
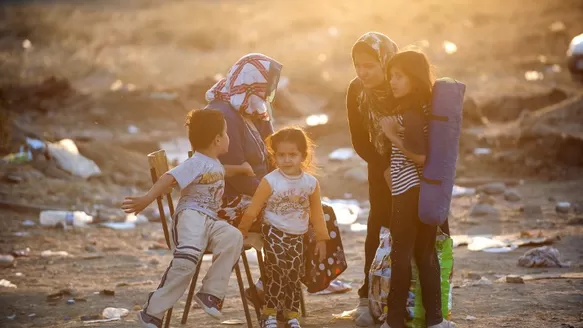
[{"x1": 122, "y1": 109, "x2": 253, "y2": 328}]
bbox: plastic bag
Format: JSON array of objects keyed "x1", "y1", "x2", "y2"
[{"x1": 368, "y1": 227, "x2": 454, "y2": 327}]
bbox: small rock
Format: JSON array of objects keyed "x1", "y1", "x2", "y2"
[
  {"x1": 470, "y1": 203, "x2": 498, "y2": 217},
  {"x1": 99, "y1": 289, "x2": 115, "y2": 296},
  {"x1": 505, "y1": 275, "x2": 524, "y2": 284},
  {"x1": 567, "y1": 217, "x2": 583, "y2": 225},
  {"x1": 477, "y1": 194, "x2": 496, "y2": 205},
  {"x1": 343, "y1": 167, "x2": 368, "y2": 184},
  {"x1": 556, "y1": 202, "x2": 571, "y2": 214},
  {"x1": 0, "y1": 255, "x2": 15, "y2": 268},
  {"x1": 11, "y1": 248, "x2": 30, "y2": 258},
  {"x1": 478, "y1": 182, "x2": 506, "y2": 195},
  {"x1": 85, "y1": 245, "x2": 97, "y2": 253},
  {"x1": 465, "y1": 315, "x2": 477, "y2": 321},
  {"x1": 520, "y1": 204, "x2": 543, "y2": 216},
  {"x1": 0, "y1": 279, "x2": 17, "y2": 288},
  {"x1": 149, "y1": 258, "x2": 160, "y2": 266},
  {"x1": 504, "y1": 189, "x2": 522, "y2": 202}
]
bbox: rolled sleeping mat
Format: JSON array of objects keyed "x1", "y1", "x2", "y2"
[{"x1": 418, "y1": 78, "x2": 466, "y2": 226}]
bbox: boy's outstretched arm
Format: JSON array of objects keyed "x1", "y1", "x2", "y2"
[
  {"x1": 238, "y1": 178, "x2": 271, "y2": 237},
  {"x1": 121, "y1": 173, "x2": 176, "y2": 214}
]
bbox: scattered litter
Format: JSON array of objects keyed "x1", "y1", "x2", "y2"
[
  {"x1": 555, "y1": 202, "x2": 571, "y2": 214},
  {"x1": 0, "y1": 279, "x2": 17, "y2": 288},
  {"x1": 13, "y1": 231, "x2": 30, "y2": 237},
  {"x1": 67, "y1": 299, "x2": 75, "y2": 305},
  {"x1": 443, "y1": 41, "x2": 458, "y2": 54},
  {"x1": 7, "y1": 314, "x2": 16, "y2": 320},
  {"x1": 452, "y1": 185, "x2": 476, "y2": 197},
  {"x1": 127, "y1": 125, "x2": 139, "y2": 134},
  {"x1": 101, "y1": 222, "x2": 136, "y2": 230},
  {"x1": 332, "y1": 308, "x2": 358, "y2": 319},
  {"x1": 461, "y1": 277, "x2": 492, "y2": 287},
  {"x1": 2, "y1": 146, "x2": 32, "y2": 164},
  {"x1": 305, "y1": 114, "x2": 329, "y2": 126},
  {"x1": 11, "y1": 248, "x2": 30, "y2": 257},
  {"x1": 47, "y1": 288, "x2": 77, "y2": 301},
  {"x1": 465, "y1": 315, "x2": 477, "y2": 321},
  {"x1": 22, "y1": 220, "x2": 35, "y2": 227},
  {"x1": 125, "y1": 213, "x2": 149, "y2": 225},
  {"x1": 0, "y1": 255, "x2": 15, "y2": 268},
  {"x1": 472, "y1": 147, "x2": 491, "y2": 156},
  {"x1": 41, "y1": 250, "x2": 69, "y2": 258},
  {"x1": 28, "y1": 313, "x2": 36, "y2": 318},
  {"x1": 100, "y1": 289, "x2": 115, "y2": 296},
  {"x1": 467, "y1": 236, "x2": 513, "y2": 252},
  {"x1": 524, "y1": 71, "x2": 544, "y2": 81},
  {"x1": 324, "y1": 199, "x2": 361, "y2": 225},
  {"x1": 26, "y1": 138, "x2": 45, "y2": 150},
  {"x1": 22, "y1": 39, "x2": 32, "y2": 49},
  {"x1": 47, "y1": 139, "x2": 101, "y2": 179},
  {"x1": 350, "y1": 223, "x2": 368, "y2": 232},
  {"x1": 328, "y1": 148, "x2": 355, "y2": 161},
  {"x1": 40, "y1": 210, "x2": 93, "y2": 228},
  {"x1": 518, "y1": 246, "x2": 570, "y2": 268},
  {"x1": 110, "y1": 79, "x2": 136, "y2": 92},
  {"x1": 521, "y1": 272, "x2": 583, "y2": 281},
  {"x1": 221, "y1": 319, "x2": 244, "y2": 325},
  {"x1": 102, "y1": 307, "x2": 129, "y2": 319},
  {"x1": 15, "y1": 272, "x2": 24, "y2": 277},
  {"x1": 310, "y1": 280, "x2": 352, "y2": 295}
]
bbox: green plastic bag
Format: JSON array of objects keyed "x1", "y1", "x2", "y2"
[{"x1": 368, "y1": 228, "x2": 454, "y2": 327}]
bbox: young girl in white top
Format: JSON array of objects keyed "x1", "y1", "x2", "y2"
[{"x1": 238, "y1": 127, "x2": 329, "y2": 328}]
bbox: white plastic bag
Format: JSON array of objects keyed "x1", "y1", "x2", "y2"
[{"x1": 47, "y1": 139, "x2": 101, "y2": 179}]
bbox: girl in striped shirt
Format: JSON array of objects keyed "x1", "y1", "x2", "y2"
[{"x1": 379, "y1": 51, "x2": 456, "y2": 328}]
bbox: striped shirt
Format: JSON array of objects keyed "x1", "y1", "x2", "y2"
[{"x1": 390, "y1": 105, "x2": 429, "y2": 196}]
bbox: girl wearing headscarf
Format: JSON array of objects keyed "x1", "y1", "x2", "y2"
[
  {"x1": 346, "y1": 32, "x2": 398, "y2": 326},
  {"x1": 206, "y1": 53, "x2": 347, "y2": 315}
]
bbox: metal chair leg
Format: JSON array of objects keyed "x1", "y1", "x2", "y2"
[
  {"x1": 241, "y1": 251, "x2": 262, "y2": 321},
  {"x1": 181, "y1": 260, "x2": 202, "y2": 324},
  {"x1": 235, "y1": 261, "x2": 254, "y2": 328}
]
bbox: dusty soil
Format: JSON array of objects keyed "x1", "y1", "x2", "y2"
[{"x1": 1, "y1": 0, "x2": 583, "y2": 328}]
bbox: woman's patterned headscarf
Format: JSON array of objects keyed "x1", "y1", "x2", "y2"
[
  {"x1": 206, "y1": 53, "x2": 282, "y2": 121},
  {"x1": 352, "y1": 32, "x2": 399, "y2": 155}
]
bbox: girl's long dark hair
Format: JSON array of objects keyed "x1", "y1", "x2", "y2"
[{"x1": 386, "y1": 50, "x2": 434, "y2": 112}]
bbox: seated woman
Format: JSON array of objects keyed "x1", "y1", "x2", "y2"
[{"x1": 204, "y1": 53, "x2": 347, "y2": 306}]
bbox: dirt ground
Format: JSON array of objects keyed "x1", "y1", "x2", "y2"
[{"x1": 1, "y1": 0, "x2": 583, "y2": 327}]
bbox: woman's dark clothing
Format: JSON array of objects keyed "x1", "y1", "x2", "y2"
[
  {"x1": 346, "y1": 77, "x2": 392, "y2": 298},
  {"x1": 206, "y1": 99, "x2": 274, "y2": 198}
]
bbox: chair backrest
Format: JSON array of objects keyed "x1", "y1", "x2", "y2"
[{"x1": 147, "y1": 149, "x2": 175, "y2": 248}]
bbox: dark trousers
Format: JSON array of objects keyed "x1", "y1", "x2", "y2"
[
  {"x1": 358, "y1": 167, "x2": 392, "y2": 298},
  {"x1": 385, "y1": 186, "x2": 443, "y2": 327}
]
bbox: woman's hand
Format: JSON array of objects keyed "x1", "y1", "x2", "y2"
[
  {"x1": 121, "y1": 195, "x2": 152, "y2": 214},
  {"x1": 314, "y1": 241, "x2": 326, "y2": 262},
  {"x1": 241, "y1": 162, "x2": 255, "y2": 177},
  {"x1": 380, "y1": 116, "x2": 403, "y2": 141}
]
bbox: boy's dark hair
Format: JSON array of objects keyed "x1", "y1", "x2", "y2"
[
  {"x1": 185, "y1": 109, "x2": 225, "y2": 151},
  {"x1": 265, "y1": 127, "x2": 317, "y2": 174},
  {"x1": 387, "y1": 50, "x2": 435, "y2": 105}
]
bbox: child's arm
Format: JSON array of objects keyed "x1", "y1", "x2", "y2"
[
  {"x1": 224, "y1": 162, "x2": 255, "y2": 178},
  {"x1": 122, "y1": 173, "x2": 175, "y2": 214},
  {"x1": 238, "y1": 178, "x2": 272, "y2": 237},
  {"x1": 308, "y1": 181, "x2": 330, "y2": 242},
  {"x1": 309, "y1": 181, "x2": 330, "y2": 262}
]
